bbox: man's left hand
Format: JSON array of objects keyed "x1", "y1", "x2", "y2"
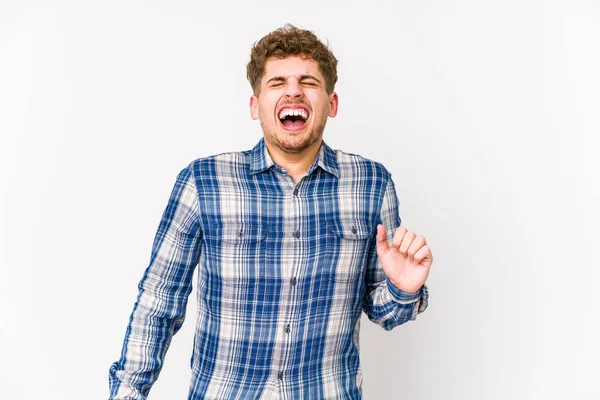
[{"x1": 376, "y1": 225, "x2": 433, "y2": 293}]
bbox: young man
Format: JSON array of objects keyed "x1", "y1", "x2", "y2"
[{"x1": 109, "y1": 24, "x2": 433, "y2": 400}]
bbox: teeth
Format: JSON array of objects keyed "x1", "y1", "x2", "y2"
[{"x1": 278, "y1": 108, "x2": 308, "y2": 120}]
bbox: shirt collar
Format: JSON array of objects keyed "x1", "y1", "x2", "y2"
[{"x1": 249, "y1": 137, "x2": 339, "y2": 179}]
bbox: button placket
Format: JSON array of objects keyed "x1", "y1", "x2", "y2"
[{"x1": 276, "y1": 175, "x2": 305, "y2": 387}]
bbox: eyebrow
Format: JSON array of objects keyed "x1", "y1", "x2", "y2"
[{"x1": 266, "y1": 75, "x2": 322, "y2": 84}]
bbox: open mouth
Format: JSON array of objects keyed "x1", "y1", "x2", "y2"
[{"x1": 278, "y1": 107, "x2": 309, "y2": 131}]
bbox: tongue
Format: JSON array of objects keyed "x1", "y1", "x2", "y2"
[{"x1": 282, "y1": 119, "x2": 305, "y2": 128}]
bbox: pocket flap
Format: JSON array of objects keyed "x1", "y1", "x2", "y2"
[
  {"x1": 327, "y1": 219, "x2": 372, "y2": 240},
  {"x1": 209, "y1": 222, "x2": 267, "y2": 244}
]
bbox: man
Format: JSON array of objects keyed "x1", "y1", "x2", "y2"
[{"x1": 109, "y1": 24, "x2": 432, "y2": 399}]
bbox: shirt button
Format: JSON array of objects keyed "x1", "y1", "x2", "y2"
[
  {"x1": 351, "y1": 226, "x2": 357, "y2": 234},
  {"x1": 285, "y1": 324, "x2": 291, "y2": 333},
  {"x1": 290, "y1": 277, "x2": 297, "y2": 286},
  {"x1": 293, "y1": 187, "x2": 299, "y2": 196},
  {"x1": 238, "y1": 230, "x2": 244, "y2": 238},
  {"x1": 277, "y1": 371, "x2": 284, "y2": 380},
  {"x1": 293, "y1": 230, "x2": 300, "y2": 238}
]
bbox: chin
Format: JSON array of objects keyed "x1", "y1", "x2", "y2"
[{"x1": 276, "y1": 131, "x2": 320, "y2": 153}]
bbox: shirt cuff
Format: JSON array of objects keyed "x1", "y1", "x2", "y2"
[{"x1": 386, "y1": 278, "x2": 422, "y2": 304}]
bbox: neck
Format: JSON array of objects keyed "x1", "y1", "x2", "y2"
[{"x1": 265, "y1": 138, "x2": 322, "y2": 183}]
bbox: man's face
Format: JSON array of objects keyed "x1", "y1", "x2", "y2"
[{"x1": 250, "y1": 55, "x2": 338, "y2": 155}]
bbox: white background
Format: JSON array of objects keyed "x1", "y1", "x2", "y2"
[{"x1": 1, "y1": 1, "x2": 599, "y2": 399}]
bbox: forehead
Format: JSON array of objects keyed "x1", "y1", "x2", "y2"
[{"x1": 262, "y1": 56, "x2": 324, "y2": 82}]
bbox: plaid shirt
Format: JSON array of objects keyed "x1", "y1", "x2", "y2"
[{"x1": 109, "y1": 138, "x2": 429, "y2": 399}]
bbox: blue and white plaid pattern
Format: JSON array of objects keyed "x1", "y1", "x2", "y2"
[{"x1": 109, "y1": 138, "x2": 429, "y2": 399}]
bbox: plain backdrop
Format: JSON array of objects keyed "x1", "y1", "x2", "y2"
[{"x1": 1, "y1": 1, "x2": 599, "y2": 399}]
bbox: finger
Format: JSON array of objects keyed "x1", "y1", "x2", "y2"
[
  {"x1": 398, "y1": 231, "x2": 416, "y2": 255},
  {"x1": 376, "y1": 224, "x2": 390, "y2": 256},
  {"x1": 391, "y1": 226, "x2": 407, "y2": 249},
  {"x1": 413, "y1": 245, "x2": 432, "y2": 266},
  {"x1": 407, "y1": 235, "x2": 427, "y2": 260}
]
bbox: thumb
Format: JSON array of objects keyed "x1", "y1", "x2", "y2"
[{"x1": 376, "y1": 224, "x2": 390, "y2": 257}]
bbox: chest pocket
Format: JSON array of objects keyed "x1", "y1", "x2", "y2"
[
  {"x1": 204, "y1": 222, "x2": 268, "y2": 286},
  {"x1": 326, "y1": 219, "x2": 373, "y2": 282}
]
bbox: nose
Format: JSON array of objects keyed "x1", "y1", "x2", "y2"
[{"x1": 284, "y1": 78, "x2": 303, "y2": 99}]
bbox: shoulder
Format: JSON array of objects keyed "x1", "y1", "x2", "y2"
[
  {"x1": 181, "y1": 149, "x2": 252, "y2": 180},
  {"x1": 188, "y1": 150, "x2": 250, "y2": 168},
  {"x1": 332, "y1": 147, "x2": 391, "y2": 182}
]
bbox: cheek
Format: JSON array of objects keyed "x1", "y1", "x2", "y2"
[
  {"x1": 307, "y1": 94, "x2": 328, "y2": 115},
  {"x1": 258, "y1": 98, "x2": 277, "y2": 119}
]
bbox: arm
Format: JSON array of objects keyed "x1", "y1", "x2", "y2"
[
  {"x1": 362, "y1": 173, "x2": 429, "y2": 331},
  {"x1": 109, "y1": 165, "x2": 202, "y2": 399}
]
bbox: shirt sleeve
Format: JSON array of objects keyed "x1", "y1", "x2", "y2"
[
  {"x1": 361, "y1": 172, "x2": 429, "y2": 331},
  {"x1": 109, "y1": 165, "x2": 203, "y2": 399}
]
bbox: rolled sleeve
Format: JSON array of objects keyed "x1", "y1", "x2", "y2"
[{"x1": 361, "y1": 172, "x2": 429, "y2": 331}]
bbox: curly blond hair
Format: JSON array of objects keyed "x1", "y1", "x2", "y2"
[{"x1": 247, "y1": 24, "x2": 338, "y2": 95}]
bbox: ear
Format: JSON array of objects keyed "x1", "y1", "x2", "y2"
[
  {"x1": 250, "y1": 95, "x2": 259, "y2": 120},
  {"x1": 328, "y1": 92, "x2": 339, "y2": 118}
]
